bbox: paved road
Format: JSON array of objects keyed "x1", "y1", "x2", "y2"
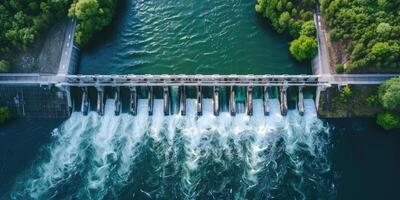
[
  {"x1": 57, "y1": 18, "x2": 76, "y2": 75},
  {"x1": 314, "y1": 4, "x2": 333, "y2": 75}
]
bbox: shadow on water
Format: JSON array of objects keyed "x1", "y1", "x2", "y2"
[
  {"x1": 0, "y1": 119, "x2": 64, "y2": 198},
  {"x1": 254, "y1": 12, "x2": 311, "y2": 69},
  {"x1": 327, "y1": 118, "x2": 400, "y2": 200},
  {"x1": 81, "y1": 0, "x2": 129, "y2": 53}
]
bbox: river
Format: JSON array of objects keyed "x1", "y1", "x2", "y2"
[
  {"x1": 78, "y1": 0, "x2": 310, "y2": 75},
  {"x1": 1, "y1": 105, "x2": 399, "y2": 199},
  {"x1": 1, "y1": 0, "x2": 400, "y2": 199}
]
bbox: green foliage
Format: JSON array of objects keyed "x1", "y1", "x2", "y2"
[
  {"x1": 0, "y1": 60, "x2": 10, "y2": 72},
  {"x1": 321, "y1": 0, "x2": 400, "y2": 71},
  {"x1": 335, "y1": 64, "x2": 344, "y2": 73},
  {"x1": 289, "y1": 35, "x2": 318, "y2": 61},
  {"x1": 376, "y1": 112, "x2": 400, "y2": 130},
  {"x1": 256, "y1": 0, "x2": 315, "y2": 34},
  {"x1": 376, "y1": 78, "x2": 400, "y2": 130},
  {"x1": 0, "y1": 1, "x2": 68, "y2": 54},
  {"x1": 255, "y1": 0, "x2": 317, "y2": 61},
  {"x1": 379, "y1": 77, "x2": 400, "y2": 110},
  {"x1": 0, "y1": 106, "x2": 11, "y2": 125},
  {"x1": 338, "y1": 85, "x2": 353, "y2": 105},
  {"x1": 255, "y1": 0, "x2": 266, "y2": 13},
  {"x1": 300, "y1": 20, "x2": 316, "y2": 37},
  {"x1": 68, "y1": 0, "x2": 118, "y2": 46},
  {"x1": 366, "y1": 95, "x2": 380, "y2": 107}
]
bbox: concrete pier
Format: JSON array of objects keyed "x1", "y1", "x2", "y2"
[
  {"x1": 114, "y1": 87, "x2": 121, "y2": 116},
  {"x1": 263, "y1": 86, "x2": 269, "y2": 116},
  {"x1": 180, "y1": 86, "x2": 186, "y2": 116},
  {"x1": 315, "y1": 85, "x2": 329, "y2": 112},
  {"x1": 246, "y1": 86, "x2": 253, "y2": 116},
  {"x1": 60, "y1": 85, "x2": 72, "y2": 115},
  {"x1": 81, "y1": 87, "x2": 89, "y2": 115},
  {"x1": 148, "y1": 86, "x2": 154, "y2": 116},
  {"x1": 163, "y1": 86, "x2": 169, "y2": 116},
  {"x1": 96, "y1": 86, "x2": 104, "y2": 116},
  {"x1": 279, "y1": 86, "x2": 288, "y2": 116},
  {"x1": 130, "y1": 86, "x2": 137, "y2": 116},
  {"x1": 213, "y1": 86, "x2": 219, "y2": 116},
  {"x1": 196, "y1": 86, "x2": 202, "y2": 116},
  {"x1": 229, "y1": 86, "x2": 236, "y2": 116},
  {"x1": 298, "y1": 86, "x2": 305, "y2": 115}
]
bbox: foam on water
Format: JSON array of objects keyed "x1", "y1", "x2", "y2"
[{"x1": 10, "y1": 98, "x2": 334, "y2": 199}]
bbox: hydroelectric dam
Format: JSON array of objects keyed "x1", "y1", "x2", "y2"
[{"x1": 0, "y1": 73, "x2": 398, "y2": 118}]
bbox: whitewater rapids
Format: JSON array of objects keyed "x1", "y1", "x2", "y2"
[{"x1": 10, "y1": 99, "x2": 334, "y2": 199}]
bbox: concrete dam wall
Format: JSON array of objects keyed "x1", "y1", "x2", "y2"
[{"x1": 0, "y1": 85, "x2": 69, "y2": 118}]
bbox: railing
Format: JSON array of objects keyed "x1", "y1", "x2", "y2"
[{"x1": 0, "y1": 74, "x2": 398, "y2": 86}]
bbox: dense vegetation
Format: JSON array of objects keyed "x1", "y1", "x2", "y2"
[
  {"x1": 0, "y1": 0, "x2": 118, "y2": 72},
  {"x1": 321, "y1": 0, "x2": 400, "y2": 72},
  {"x1": 0, "y1": 60, "x2": 10, "y2": 72},
  {"x1": 68, "y1": 0, "x2": 118, "y2": 46},
  {"x1": 255, "y1": 0, "x2": 318, "y2": 61},
  {"x1": 0, "y1": 0, "x2": 68, "y2": 54},
  {"x1": 377, "y1": 77, "x2": 400, "y2": 130},
  {"x1": 0, "y1": 107, "x2": 11, "y2": 125},
  {"x1": 0, "y1": 0, "x2": 118, "y2": 51}
]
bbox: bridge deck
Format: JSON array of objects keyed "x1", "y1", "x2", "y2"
[{"x1": 0, "y1": 74, "x2": 398, "y2": 87}]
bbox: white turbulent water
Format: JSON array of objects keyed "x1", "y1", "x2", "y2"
[{"x1": 10, "y1": 99, "x2": 335, "y2": 200}]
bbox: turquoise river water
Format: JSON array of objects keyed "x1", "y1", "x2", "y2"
[{"x1": 79, "y1": 0, "x2": 310, "y2": 75}]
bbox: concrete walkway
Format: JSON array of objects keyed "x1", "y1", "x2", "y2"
[
  {"x1": 57, "y1": 18, "x2": 78, "y2": 75},
  {"x1": 0, "y1": 74, "x2": 398, "y2": 86}
]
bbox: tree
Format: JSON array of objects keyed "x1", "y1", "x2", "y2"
[
  {"x1": 278, "y1": 11, "x2": 291, "y2": 33},
  {"x1": 300, "y1": 20, "x2": 316, "y2": 37},
  {"x1": 0, "y1": 107, "x2": 11, "y2": 125},
  {"x1": 255, "y1": 0, "x2": 267, "y2": 13},
  {"x1": 289, "y1": 35, "x2": 318, "y2": 61},
  {"x1": 376, "y1": 22, "x2": 392, "y2": 38},
  {"x1": 0, "y1": 60, "x2": 10, "y2": 72},
  {"x1": 371, "y1": 42, "x2": 391, "y2": 58},
  {"x1": 0, "y1": 0, "x2": 69, "y2": 68},
  {"x1": 338, "y1": 85, "x2": 353, "y2": 105},
  {"x1": 335, "y1": 64, "x2": 344, "y2": 73},
  {"x1": 376, "y1": 112, "x2": 400, "y2": 130},
  {"x1": 321, "y1": 0, "x2": 400, "y2": 71},
  {"x1": 68, "y1": 0, "x2": 118, "y2": 46},
  {"x1": 379, "y1": 77, "x2": 400, "y2": 110}
]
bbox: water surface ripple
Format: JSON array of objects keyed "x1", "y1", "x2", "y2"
[{"x1": 79, "y1": 0, "x2": 310, "y2": 75}]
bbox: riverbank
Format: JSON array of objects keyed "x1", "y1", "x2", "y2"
[
  {"x1": 1, "y1": 19, "x2": 69, "y2": 74},
  {"x1": 318, "y1": 85, "x2": 382, "y2": 118}
]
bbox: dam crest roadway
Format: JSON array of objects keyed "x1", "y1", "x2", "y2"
[{"x1": 0, "y1": 73, "x2": 398, "y2": 87}]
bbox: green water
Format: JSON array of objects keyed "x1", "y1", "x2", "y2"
[{"x1": 79, "y1": 0, "x2": 310, "y2": 75}]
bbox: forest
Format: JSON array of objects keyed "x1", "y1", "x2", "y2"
[
  {"x1": 0, "y1": 0, "x2": 118, "y2": 71},
  {"x1": 255, "y1": 0, "x2": 318, "y2": 61},
  {"x1": 321, "y1": 0, "x2": 400, "y2": 72},
  {"x1": 0, "y1": 0, "x2": 68, "y2": 57}
]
